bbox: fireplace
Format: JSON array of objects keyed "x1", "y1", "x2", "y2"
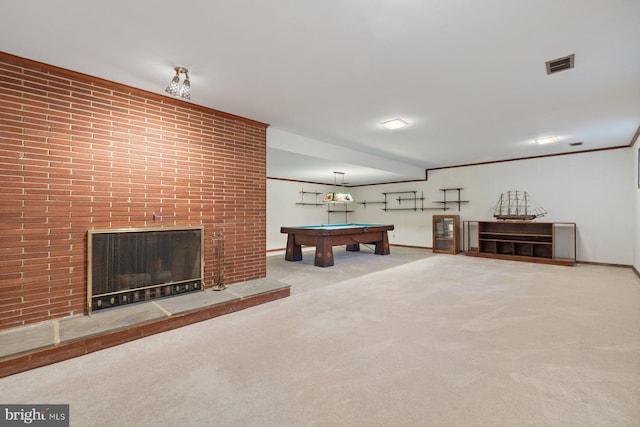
[{"x1": 87, "y1": 227, "x2": 204, "y2": 313}]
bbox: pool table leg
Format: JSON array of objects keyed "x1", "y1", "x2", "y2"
[
  {"x1": 346, "y1": 243, "x2": 360, "y2": 251},
  {"x1": 285, "y1": 234, "x2": 302, "y2": 261},
  {"x1": 314, "y1": 238, "x2": 334, "y2": 267},
  {"x1": 374, "y1": 232, "x2": 391, "y2": 255}
]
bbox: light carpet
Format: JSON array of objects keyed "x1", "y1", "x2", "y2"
[{"x1": 0, "y1": 247, "x2": 638, "y2": 426}]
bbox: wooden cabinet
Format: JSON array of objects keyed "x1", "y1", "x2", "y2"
[
  {"x1": 433, "y1": 215, "x2": 459, "y2": 254},
  {"x1": 463, "y1": 221, "x2": 576, "y2": 266}
]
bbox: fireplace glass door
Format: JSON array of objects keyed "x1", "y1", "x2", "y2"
[{"x1": 88, "y1": 227, "x2": 204, "y2": 313}]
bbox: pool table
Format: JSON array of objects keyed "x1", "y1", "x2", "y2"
[{"x1": 280, "y1": 223, "x2": 394, "y2": 267}]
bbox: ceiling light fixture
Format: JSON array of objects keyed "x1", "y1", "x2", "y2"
[
  {"x1": 165, "y1": 67, "x2": 191, "y2": 100},
  {"x1": 381, "y1": 118, "x2": 408, "y2": 130},
  {"x1": 535, "y1": 136, "x2": 558, "y2": 145},
  {"x1": 323, "y1": 171, "x2": 354, "y2": 203}
]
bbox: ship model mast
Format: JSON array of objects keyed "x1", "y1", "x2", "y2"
[{"x1": 494, "y1": 190, "x2": 546, "y2": 221}]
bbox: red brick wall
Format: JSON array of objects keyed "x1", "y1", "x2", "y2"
[{"x1": 0, "y1": 53, "x2": 267, "y2": 330}]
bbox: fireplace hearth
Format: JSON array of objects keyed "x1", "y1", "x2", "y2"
[{"x1": 87, "y1": 227, "x2": 204, "y2": 313}]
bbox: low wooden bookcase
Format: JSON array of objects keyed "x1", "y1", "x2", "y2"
[{"x1": 463, "y1": 221, "x2": 576, "y2": 266}]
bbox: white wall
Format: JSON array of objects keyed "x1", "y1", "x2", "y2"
[
  {"x1": 633, "y1": 145, "x2": 640, "y2": 272},
  {"x1": 268, "y1": 148, "x2": 634, "y2": 265},
  {"x1": 266, "y1": 179, "x2": 335, "y2": 250}
]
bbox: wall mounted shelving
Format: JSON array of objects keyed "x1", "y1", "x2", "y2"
[
  {"x1": 358, "y1": 188, "x2": 469, "y2": 212},
  {"x1": 326, "y1": 204, "x2": 353, "y2": 223},
  {"x1": 358, "y1": 191, "x2": 425, "y2": 211},
  {"x1": 295, "y1": 190, "x2": 324, "y2": 207},
  {"x1": 431, "y1": 188, "x2": 469, "y2": 211},
  {"x1": 295, "y1": 188, "x2": 353, "y2": 223},
  {"x1": 384, "y1": 191, "x2": 425, "y2": 211},
  {"x1": 296, "y1": 187, "x2": 469, "y2": 221},
  {"x1": 358, "y1": 201, "x2": 387, "y2": 208}
]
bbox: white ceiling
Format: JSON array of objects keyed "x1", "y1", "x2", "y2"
[{"x1": 1, "y1": 0, "x2": 639, "y2": 185}]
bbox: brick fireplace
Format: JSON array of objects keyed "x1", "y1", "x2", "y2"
[{"x1": 0, "y1": 52, "x2": 268, "y2": 331}]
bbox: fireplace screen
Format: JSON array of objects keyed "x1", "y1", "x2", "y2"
[{"x1": 88, "y1": 227, "x2": 204, "y2": 313}]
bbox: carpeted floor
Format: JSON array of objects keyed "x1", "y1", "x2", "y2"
[{"x1": 1, "y1": 247, "x2": 639, "y2": 426}]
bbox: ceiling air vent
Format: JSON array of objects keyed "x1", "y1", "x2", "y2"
[{"x1": 545, "y1": 54, "x2": 575, "y2": 75}]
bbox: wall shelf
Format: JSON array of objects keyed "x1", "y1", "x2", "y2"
[
  {"x1": 359, "y1": 189, "x2": 468, "y2": 212},
  {"x1": 395, "y1": 196, "x2": 425, "y2": 202},
  {"x1": 295, "y1": 188, "x2": 354, "y2": 222},
  {"x1": 431, "y1": 188, "x2": 469, "y2": 211},
  {"x1": 383, "y1": 191, "x2": 422, "y2": 211},
  {"x1": 358, "y1": 201, "x2": 387, "y2": 207},
  {"x1": 360, "y1": 191, "x2": 423, "y2": 211},
  {"x1": 326, "y1": 204, "x2": 353, "y2": 223},
  {"x1": 295, "y1": 189, "x2": 325, "y2": 207}
]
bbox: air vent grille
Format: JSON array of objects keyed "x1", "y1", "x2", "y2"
[{"x1": 546, "y1": 54, "x2": 575, "y2": 75}]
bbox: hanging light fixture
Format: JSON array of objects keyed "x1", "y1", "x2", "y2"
[
  {"x1": 165, "y1": 67, "x2": 191, "y2": 100},
  {"x1": 323, "y1": 171, "x2": 354, "y2": 203}
]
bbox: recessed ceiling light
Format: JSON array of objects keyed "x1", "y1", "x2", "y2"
[
  {"x1": 535, "y1": 136, "x2": 558, "y2": 145},
  {"x1": 381, "y1": 118, "x2": 408, "y2": 130}
]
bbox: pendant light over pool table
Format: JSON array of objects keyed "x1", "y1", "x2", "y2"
[{"x1": 323, "y1": 171, "x2": 354, "y2": 203}]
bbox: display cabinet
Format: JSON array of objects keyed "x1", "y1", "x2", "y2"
[{"x1": 432, "y1": 215, "x2": 459, "y2": 254}]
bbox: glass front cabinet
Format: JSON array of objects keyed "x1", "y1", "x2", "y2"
[{"x1": 432, "y1": 215, "x2": 459, "y2": 254}]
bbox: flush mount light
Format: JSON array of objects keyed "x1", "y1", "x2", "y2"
[
  {"x1": 165, "y1": 67, "x2": 191, "y2": 100},
  {"x1": 535, "y1": 136, "x2": 558, "y2": 145},
  {"x1": 381, "y1": 118, "x2": 408, "y2": 130}
]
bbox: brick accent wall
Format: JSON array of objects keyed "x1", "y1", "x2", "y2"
[{"x1": 0, "y1": 53, "x2": 268, "y2": 330}]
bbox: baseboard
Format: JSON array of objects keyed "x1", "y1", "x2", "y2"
[
  {"x1": 268, "y1": 244, "x2": 433, "y2": 252},
  {"x1": 389, "y1": 244, "x2": 432, "y2": 250},
  {"x1": 578, "y1": 260, "x2": 633, "y2": 269}
]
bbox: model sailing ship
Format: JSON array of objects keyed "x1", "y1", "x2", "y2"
[{"x1": 493, "y1": 191, "x2": 547, "y2": 221}]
